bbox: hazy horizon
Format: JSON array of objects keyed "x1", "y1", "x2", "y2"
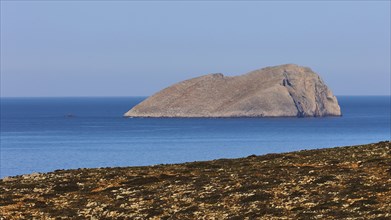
[
  {"x1": 1, "y1": 94, "x2": 390, "y2": 98},
  {"x1": 1, "y1": 1, "x2": 390, "y2": 97}
]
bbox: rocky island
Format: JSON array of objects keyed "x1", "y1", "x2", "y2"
[
  {"x1": 124, "y1": 64, "x2": 341, "y2": 118},
  {"x1": 1, "y1": 141, "x2": 390, "y2": 219}
]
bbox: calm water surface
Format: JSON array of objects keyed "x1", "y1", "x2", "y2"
[{"x1": 1, "y1": 96, "x2": 390, "y2": 177}]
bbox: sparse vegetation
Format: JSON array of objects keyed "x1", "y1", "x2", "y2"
[{"x1": 1, "y1": 141, "x2": 390, "y2": 219}]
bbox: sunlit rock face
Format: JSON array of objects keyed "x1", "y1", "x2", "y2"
[{"x1": 124, "y1": 64, "x2": 341, "y2": 118}]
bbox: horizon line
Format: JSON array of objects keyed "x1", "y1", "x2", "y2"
[{"x1": 1, "y1": 95, "x2": 390, "y2": 98}]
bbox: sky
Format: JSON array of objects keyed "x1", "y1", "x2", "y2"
[{"x1": 1, "y1": 1, "x2": 390, "y2": 97}]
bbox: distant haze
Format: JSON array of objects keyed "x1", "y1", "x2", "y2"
[{"x1": 1, "y1": 1, "x2": 390, "y2": 97}]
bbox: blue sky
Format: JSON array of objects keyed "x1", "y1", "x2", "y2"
[{"x1": 1, "y1": 1, "x2": 390, "y2": 97}]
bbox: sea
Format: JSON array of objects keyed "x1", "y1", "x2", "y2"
[{"x1": 1, "y1": 96, "x2": 390, "y2": 178}]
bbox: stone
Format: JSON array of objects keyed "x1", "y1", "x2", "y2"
[
  {"x1": 124, "y1": 64, "x2": 341, "y2": 118},
  {"x1": 0, "y1": 141, "x2": 389, "y2": 219}
]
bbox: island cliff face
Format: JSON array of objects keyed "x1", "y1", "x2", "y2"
[{"x1": 124, "y1": 64, "x2": 341, "y2": 117}]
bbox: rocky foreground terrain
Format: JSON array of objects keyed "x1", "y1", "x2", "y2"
[
  {"x1": 124, "y1": 64, "x2": 341, "y2": 118},
  {"x1": 1, "y1": 141, "x2": 390, "y2": 219}
]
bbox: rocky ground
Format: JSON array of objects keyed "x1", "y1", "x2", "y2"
[{"x1": 1, "y1": 141, "x2": 390, "y2": 219}]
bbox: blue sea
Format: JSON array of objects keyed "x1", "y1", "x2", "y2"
[{"x1": 1, "y1": 96, "x2": 390, "y2": 178}]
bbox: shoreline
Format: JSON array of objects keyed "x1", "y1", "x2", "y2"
[
  {"x1": 1, "y1": 141, "x2": 390, "y2": 219},
  {"x1": 0, "y1": 140, "x2": 383, "y2": 180}
]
